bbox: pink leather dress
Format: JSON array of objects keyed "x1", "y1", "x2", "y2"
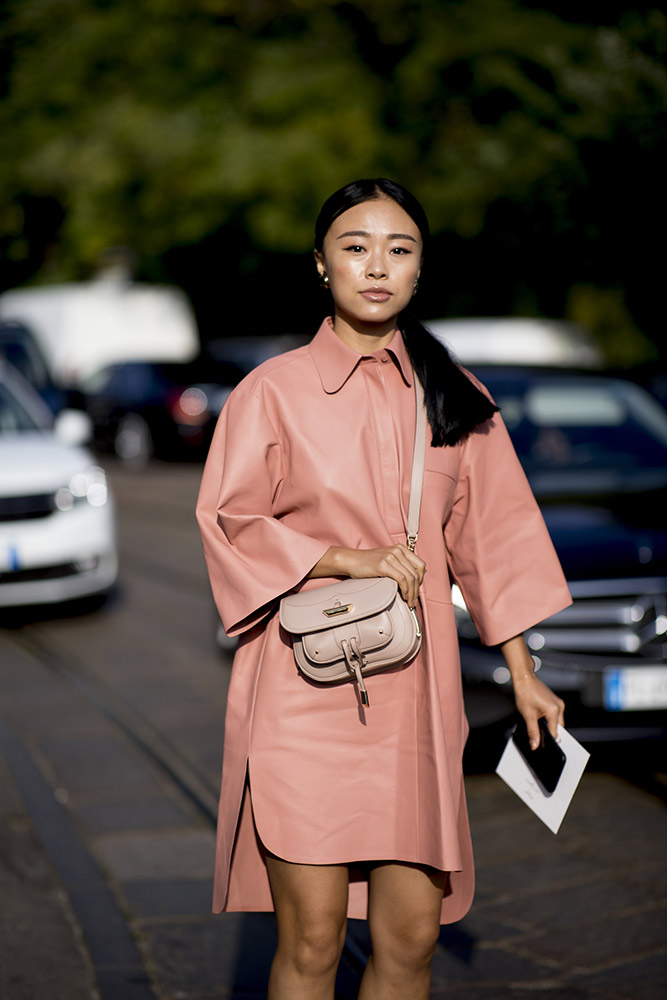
[{"x1": 196, "y1": 317, "x2": 571, "y2": 923}]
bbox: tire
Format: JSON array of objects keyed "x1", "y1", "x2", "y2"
[{"x1": 114, "y1": 413, "x2": 154, "y2": 468}]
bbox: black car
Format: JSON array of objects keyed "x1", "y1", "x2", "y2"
[
  {"x1": 457, "y1": 368, "x2": 667, "y2": 742},
  {"x1": 82, "y1": 358, "x2": 244, "y2": 465}
]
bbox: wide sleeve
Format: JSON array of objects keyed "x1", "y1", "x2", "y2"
[
  {"x1": 196, "y1": 383, "x2": 330, "y2": 636},
  {"x1": 443, "y1": 412, "x2": 571, "y2": 647}
]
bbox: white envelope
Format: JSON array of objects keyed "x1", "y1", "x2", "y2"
[{"x1": 495, "y1": 724, "x2": 590, "y2": 834}]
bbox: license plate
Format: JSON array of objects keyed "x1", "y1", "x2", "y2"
[
  {"x1": 0, "y1": 543, "x2": 20, "y2": 571},
  {"x1": 604, "y1": 667, "x2": 667, "y2": 711}
]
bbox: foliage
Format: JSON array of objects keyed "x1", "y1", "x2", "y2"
[{"x1": 0, "y1": 1, "x2": 665, "y2": 359}]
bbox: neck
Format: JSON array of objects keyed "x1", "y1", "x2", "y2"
[{"x1": 331, "y1": 313, "x2": 399, "y2": 354}]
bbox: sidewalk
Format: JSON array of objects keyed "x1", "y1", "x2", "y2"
[
  {"x1": 1, "y1": 627, "x2": 666, "y2": 999},
  {"x1": 0, "y1": 630, "x2": 276, "y2": 1000},
  {"x1": 0, "y1": 716, "x2": 157, "y2": 1000},
  {"x1": 4, "y1": 715, "x2": 667, "y2": 1000},
  {"x1": 0, "y1": 748, "x2": 98, "y2": 1000}
]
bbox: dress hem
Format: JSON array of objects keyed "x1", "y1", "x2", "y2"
[{"x1": 249, "y1": 757, "x2": 461, "y2": 874}]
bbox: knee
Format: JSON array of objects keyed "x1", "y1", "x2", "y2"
[
  {"x1": 397, "y1": 917, "x2": 440, "y2": 968},
  {"x1": 282, "y1": 912, "x2": 346, "y2": 978},
  {"x1": 373, "y1": 915, "x2": 440, "y2": 972}
]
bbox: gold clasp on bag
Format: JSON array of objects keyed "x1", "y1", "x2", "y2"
[{"x1": 322, "y1": 603, "x2": 354, "y2": 618}]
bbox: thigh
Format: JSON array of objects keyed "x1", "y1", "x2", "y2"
[
  {"x1": 266, "y1": 854, "x2": 350, "y2": 934},
  {"x1": 367, "y1": 862, "x2": 447, "y2": 942}
]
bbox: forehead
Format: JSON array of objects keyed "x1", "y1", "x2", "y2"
[{"x1": 326, "y1": 197, "x2": 421, "y2": 241}]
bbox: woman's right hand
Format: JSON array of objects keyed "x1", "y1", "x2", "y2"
[{"x1": 309, "y1": 545, "x2": 426, "y2": 608}]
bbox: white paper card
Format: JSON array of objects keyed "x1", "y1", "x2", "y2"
[{"x1": 495, "y1": 725, "x2": 590, "y2": 834}]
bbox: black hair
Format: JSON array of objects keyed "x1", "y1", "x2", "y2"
[{"x1": 315, "y1": 178, "x2": 498, "y2": 447}]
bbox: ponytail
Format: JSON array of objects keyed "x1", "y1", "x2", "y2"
[{"x1": 400, "y1": 311, "x2": 498, "y2": 447}]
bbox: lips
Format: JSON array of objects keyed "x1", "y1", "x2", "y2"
[{"x1": 360, "y1": 287, "x2": 392, "y2": 302}]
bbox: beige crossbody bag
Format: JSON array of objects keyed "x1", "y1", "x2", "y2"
[{"x1": 279, "y1": 374, "x2": 427, "y2": 707}]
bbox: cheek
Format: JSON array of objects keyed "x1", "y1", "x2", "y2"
[
  {"x1": 396, "y1": 262, "x2": 421, "y2": 295},
  {"x1": 329, "y1": 258, "x2": 362, "y2": 288}
]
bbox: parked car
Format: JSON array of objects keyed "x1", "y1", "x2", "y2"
[
  {"x1": 646, "y1": 371, "x2": 667, "y2": 411},
  {"x1": 427, "y1": 317, "x2": 603, "y2": 369},
  {"x1": 0, "y1": 318, "x2": 75, "y2": 414},
  {"x1": 205, "y1": 334, "x2": 309, "y2": 372},
  {"x1": 0, "y1": 361, "x2": 117, "y2": 607},
  {"x1": 456, "y1": 367, "x2": 667, "y2": 741},
  {"x1": 82, "y1": 358, "x2": 245, "y2": 465},
  {"x1": 0, "y1": 274, "x2": 199, "y2": 388}
]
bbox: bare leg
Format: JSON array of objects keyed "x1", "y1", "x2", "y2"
[
  {"x1": 358, "y1": 861, "x2": 446, "y2": 1000},
  {"x1": 265, "y1": 854, "x2": 349, "y2": 1000}
]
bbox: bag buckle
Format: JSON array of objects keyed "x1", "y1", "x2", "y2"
[
  {"x1": 322, "y1": 603, "x2": 353, "y2": 618},
  {"x1": 342, "y1": 637, "x2": 370, "y2": 706}
]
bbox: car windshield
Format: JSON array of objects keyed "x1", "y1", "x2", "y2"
[
  {"x1": 82, "y1": 359, "x2": 245, "y2": 397},
  {"x1": 486, "y1": 376, "x2": 667, "y2": 474},
  {"x1": 0, "y1": 383, "x2": 42, "y2": 434},
  {"x1": 0, "y1": 340, "x2": 51, "y2": 390}
]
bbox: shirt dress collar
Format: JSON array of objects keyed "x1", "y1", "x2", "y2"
[{"x1": 309, "y1": 316, "x2": 414, "y2": 394}]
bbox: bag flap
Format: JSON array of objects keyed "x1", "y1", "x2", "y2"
[{"x1": 280, "y1": 577, "x2": 398, "y2": 635}]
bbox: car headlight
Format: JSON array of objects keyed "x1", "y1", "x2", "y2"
[{"x1": 55, "y1": 467, "x2": 109, "y2": 511}]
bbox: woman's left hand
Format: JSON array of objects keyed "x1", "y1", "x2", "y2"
[
  {"x1": 512, "y1": 673, "x2": 565, "y2": 748},
  {"x1": 499, "y1": 634, "x2": 565, "y2": 749}
]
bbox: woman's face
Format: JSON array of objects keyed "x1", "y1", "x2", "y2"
[{"x1": 315, "y1": 196, "x2": 423, "y2": 333}]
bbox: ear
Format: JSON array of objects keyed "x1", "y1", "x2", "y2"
[{"x1": 313, "y1": 249, "x2": 326, "y2": 277}]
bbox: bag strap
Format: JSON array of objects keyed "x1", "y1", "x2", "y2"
[{"x1": 406, "y1": 373, "x2": 427, "y2": 552}]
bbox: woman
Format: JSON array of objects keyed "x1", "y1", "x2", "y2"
[{"x1": 197, "y1": 178, "x2": 570, "y2": 999}]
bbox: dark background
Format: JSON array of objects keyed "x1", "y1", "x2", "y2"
[{"x1": 1, "y1": 0, "x2": 665, "y2": 365}]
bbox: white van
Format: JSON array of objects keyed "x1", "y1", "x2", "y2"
[{"x1": 0, "y1": 275, "x2": 199, "y2": 388}]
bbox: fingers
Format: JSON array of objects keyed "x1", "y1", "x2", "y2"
[
  {"x1": 532, "y1": 707, "x2": 564, "y2": 749},
  {"x1": 540, "y1": 693, "x2": 565, "y2": 744},
  {"x1": 514, "y1": 676, "x2": 565, "y2": 748},
  {"x1": 380, "y1": 545, "x2": 425, "y2": 607},
  {"x1": 525, "y1": 716, "x2": 541, "y2": 751},
  {"x1": 547, "y1": 696, "x2": 565, "y2": 741},
  {"x1": 345, "y1": 545, "x2": 426, "y2": 607}
]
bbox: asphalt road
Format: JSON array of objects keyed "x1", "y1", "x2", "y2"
[{"x1": 1, "y1": 459, "x2": 666, "y2": 999}]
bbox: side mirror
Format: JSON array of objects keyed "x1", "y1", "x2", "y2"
[{"x1": 53, "y1": 409, "x2": 94, "y2": 447}]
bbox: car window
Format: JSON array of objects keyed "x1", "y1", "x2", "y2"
[
  {"x1": 524, "y1": 386, "x2": 626, "y2": 427},
  {"x1": 81, "y1": 367, "x2": 116, "y2": 394},
  {"x1": 83, "y1": 364, "x2": 154, "y2": 399},
  {"x1": 0, "y1": 341, "x2": 50, "y2": 389},
  {"x1": 0, "y1": 383, "x2": 42, "y2": 433},
  {"x1": 492, "y1": 378, "x2": 667, "y2": 472}
]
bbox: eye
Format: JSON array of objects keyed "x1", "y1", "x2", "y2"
[
  {"x1": 390, "y1": 246, "x2": 411, "y2": 255},
  {"x1": 343, "y1": 244, "x2": 365, "y2": 253}
]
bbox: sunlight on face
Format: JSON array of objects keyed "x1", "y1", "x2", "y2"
[{"x1": 315, "y1": 197, "x2": 423, "y2": 340}]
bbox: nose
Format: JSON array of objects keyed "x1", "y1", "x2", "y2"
[{"x1": 366, "y1": 250, "x2": 386, "y2": 280}]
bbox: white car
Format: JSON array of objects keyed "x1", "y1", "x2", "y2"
[
  {"x1": 426, "y1": 317, "x2": 603, "y2": 368},
  {"x1": 0, "y1": 361, "x2": 117, "y2": 607}
]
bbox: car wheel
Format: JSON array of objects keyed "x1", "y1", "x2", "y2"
[{"x1": 114, "y1": 414, "x2": 153, "y2": 467}]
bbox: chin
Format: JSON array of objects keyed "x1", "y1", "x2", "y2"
[{"x1": 352, "y1": 303, "x2": 406, "y2": 325}]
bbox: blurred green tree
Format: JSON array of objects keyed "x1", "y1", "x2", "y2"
[{"x1": 0, "y1": 0, "x2": 665, "y2": 359}]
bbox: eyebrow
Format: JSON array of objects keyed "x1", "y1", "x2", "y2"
[{"x1": 335, "y1": 230, "x2": 418, "y2": 243}]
